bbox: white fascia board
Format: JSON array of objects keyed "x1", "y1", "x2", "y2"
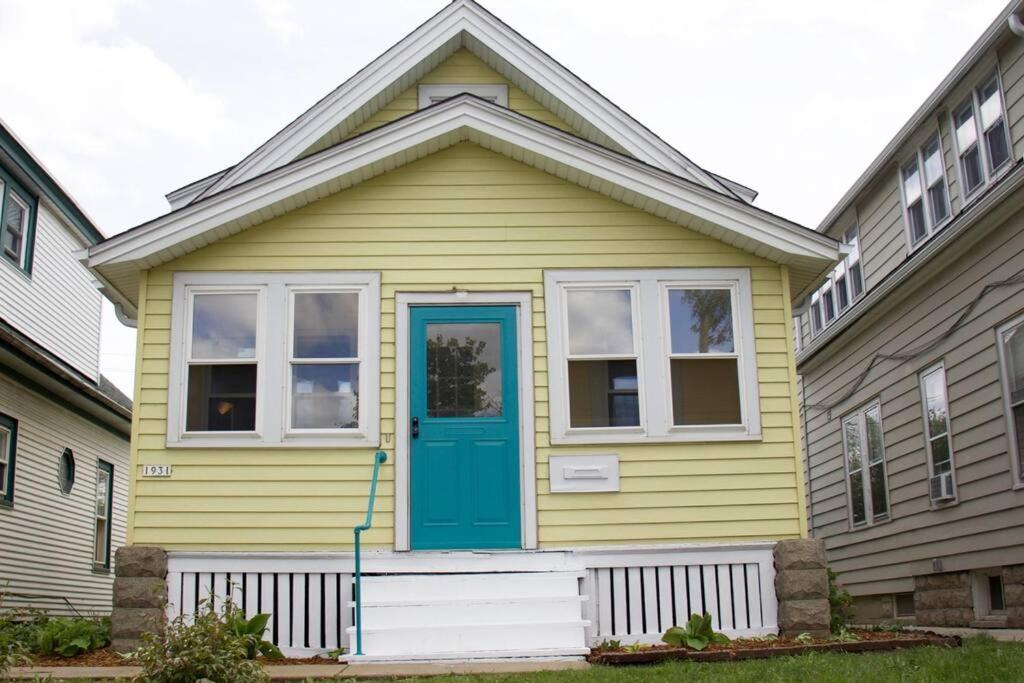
[
  {"x1": 88, "y1": 98, "x2": 838, "y2": 269},
  {"x1": 197, "y1": 0, "x2": 732, "y2": 200},
  {"x1": 165, "y1": 169, "x2": 230, "y2": 209}
]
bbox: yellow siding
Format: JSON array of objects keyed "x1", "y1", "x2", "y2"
[
  {"x1": 131, "y1": 142, "x2": 804, "y2": 550},
  {"x1": 344, "y1": 48, "x2": 573, "y2": 140}
]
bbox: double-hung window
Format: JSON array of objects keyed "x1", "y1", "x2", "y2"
[
  {"x1": 845, "y1": 226, "x2": 864, "y2": 299},
  {"x1": 842, "y1": 402, "x2": 889, "y2": 527},
  {"x1": 94, "y1": 461, "x2": 113, "y2": 569},
  {"x1": 0, "y1": 166, "x2": 36, "y2": 273},
  {"x1": 807, "y1": 225, "x2": 864, "y2": 340},
  {"x1": 0, "y1": 412, "x2": 17, "y2": 506},
  {"x1": 920, "y1": 363, "x2": 957, "y2": 502},
  {"x1": 901, "y1": 133, "x2": 950, "y2": 249},
  {"x1": 169, "y1": 272, "x2": 381, "y2": 447},
  {"x1": 952, "y1": 71, "x2": 1012, "y2": 199},
  {"x1": 545, "y1": 269, "x2": 760, "y2": 444},
  {"x1": 996, "y1": 313, "x2": 1024, "y2": 486}
]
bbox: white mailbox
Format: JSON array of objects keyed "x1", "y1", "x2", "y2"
[{"x1": 549, "y1": 454, "x2": 619, "y2": 493}]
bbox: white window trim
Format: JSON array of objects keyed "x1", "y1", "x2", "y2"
[
  {"x1": 841, "y1": 400, "x2": 890, "y2": 529},
  {"x1": 417, "y1": 84, "x2": 509, "y2": 109},
  {"x1": 93, "y1": 463, "x2": 111, "y2": 566},
  {"x1": 899, "y1": 131, "x2": 952, "y2": 254},
  {"x1": 808, "y1": 225, "x2": 864, "y2": 340},
  {"x1": 544, "y1": 268, "x2": 761, "y2": 445},
  {"x1": 951, "y1": 68, "x2": 1014, "y2": 204},
  {"x1": 0, "y1": 424, "x2": 10, "y2": 497},
  {"x1": 996, "y1": 312, "x2": 1024, "y2": 489},
  {"x1": 168, "y1": 271, "x2": 381, "y2": 448},
  {"x1": 918, "y1": 361, "x2": 958, "y2": 505}
]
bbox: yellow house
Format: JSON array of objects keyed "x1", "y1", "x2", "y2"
[{"x1": 87, "y1": 0, "x2": 839, "y2": 660}]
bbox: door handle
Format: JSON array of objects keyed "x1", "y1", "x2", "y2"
[{"x1": 411, "y1": 416, "x2": 420, "y2": 439}]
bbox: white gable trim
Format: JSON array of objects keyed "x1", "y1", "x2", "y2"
[
  {"x1": 88, "y1": 97, "x2": 838, "y2": 274},
  {"x1": 195, "y1": 0, "x2": 733, "y2": 201}
]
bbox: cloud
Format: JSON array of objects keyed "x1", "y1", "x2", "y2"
[{"x1": 254, "y1": 0, "x2": 302, "y2": 44}]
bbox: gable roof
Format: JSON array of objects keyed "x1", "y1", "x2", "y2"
[
  {"x1": 88, "y1": 95, "x2": 839, "y2": 313},
  {"x1": 184, "y1": 0, "x2": 748, "y2": 205}
]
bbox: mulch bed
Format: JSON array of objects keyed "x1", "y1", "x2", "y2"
[
  {"x1": 589, "y1": 630, "x2": 962, "y2": 665},
  {"x1": 29, "y1": 647, "x2": 337, "y2": 667}
]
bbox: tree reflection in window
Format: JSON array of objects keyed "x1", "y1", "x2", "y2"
[{"x1": 426, "y1": 323, "x2": 502, "y2": 418}]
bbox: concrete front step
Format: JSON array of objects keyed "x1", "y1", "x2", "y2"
[
  {"x1": 346, "y1": 620, "x2": 591, "y2": 657},
  {"x1": 349, "y1": 595, "x2": 587, "y2": 628},
  {"x1": 358, "y1": 570, "x2": 584, "y2": 602}
]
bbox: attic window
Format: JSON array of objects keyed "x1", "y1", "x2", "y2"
[{"x1": 418, "y1": 84, "x2": 508, "y2": 109}]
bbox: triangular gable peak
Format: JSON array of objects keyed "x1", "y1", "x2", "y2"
[
  {"x1": 191, "y1": 0, "x2": 738, "y2": 203},
  {"x1": 90, "y1": 96, "x2": 838, "y2": 313}
]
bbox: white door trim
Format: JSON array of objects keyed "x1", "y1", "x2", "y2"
[{"x1": 394, "y1": 291, "x2": 538, "y2": 551}]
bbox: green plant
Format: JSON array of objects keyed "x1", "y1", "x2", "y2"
[
  {"x1": 794, "y1": 632, "x2": 814, "y2": 645},
  {"x1": 223, "y1": 605, "x2": 283, "y2": 660},
  {"x1": 661, "y1": 613, "x2": 731, "y2": 651},
  {"x1": 870, "y1": 622, "x2": 907, "y2": 633},
  {"x1": 327, "y1": 646, "x2": 347, "y2": 658},
  {"x1": 623, "y1": 642, "x2": 648, "y2": 653},
  {"x1": 34, "y1": 617, "x2": 110, "y2": 657},
  {"x1": 828, "y1": 568, "x2": 853, "y2": 633},
  {"x1": 132, "y1": 598, "x2": 268, "y2": 683},
  {"x1": 831, "y1": 627, "x2": 860, "y2": 643},
  {"x1": 594, "y1": 639, "x2": 622, "y2": 652}
]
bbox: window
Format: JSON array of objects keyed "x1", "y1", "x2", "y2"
[
  {"x1": 59, "y1": 448, "x2": 75, "y2": 495},
  {"x1": 94, "y1": 461, "x2": 113, "y2": 569},
  {"x1": 808, "y1": 226, "x2": 865, "y2": 340},
  {"x1": 0, "y1": 166, "x2": 36, "y2": 273},
  {"x1": 564, "y1": 287, "x2": 641, "y2": 429},
  {"x1": 894, "y1": 593, "x2": 916, "y2": 617},
  {"x1": 0, "y1": 413, "x2": 16, "y2": 506},
  {"x1": 287, "y1": 290, "x2": 362, "y2": 432},
  {"x1": 168, "y1": 272, "x2": 381, "y2": 447},
  {"x1": 417, "y1": 84, "x2": 509, "y2": 109},
  {"x1": 920, "y1": 363, "x2": 957, "y2": 502},
  {"x1": 996, "y1": 313, "x2": 1024, "y2": 486},
  {"x1": 901, "y1": 133, "x2": 950, "y2": 249},
  {"x1": 842, "y1": 402, "x2": 889, "y2": 527},
  {"x1": 545, "y1": 268, "x2": 760, "y2": 444},
  {"x1": 952, "y1": 71, "x2": 1013, "y2": 201}
]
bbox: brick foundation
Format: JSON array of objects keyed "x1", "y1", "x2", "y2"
[
  {"x1": 110, "y1": 546, "x2": 167, "y2": 652},
  {"x1": 1004, "y1": 564, "x2": 1024, "y2": 628},
  {"x1": 774, "y1": 539, "x2": 830, "y2": 637},
  {"x1": 913, "y1": 571, "x2": 973, "y2": 627}
]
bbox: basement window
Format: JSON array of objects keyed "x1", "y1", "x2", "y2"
[
  {"x1": 894, "y1": 593, "x2": 915, "y2": 617},
  {"x1": 417, "y1": 84, "x2": 509, "y2": 109}
]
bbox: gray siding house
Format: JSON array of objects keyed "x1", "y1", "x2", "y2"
[
  {"x1": 797, "y1": 2, "x2": 1024, "y2": 628},
  {"x1": 0, "y1": 121, "x2": 131, "y2": 616}
]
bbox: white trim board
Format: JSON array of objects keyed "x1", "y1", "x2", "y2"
[
  {"x1": 193, "y1": 0, "x2": 735, "y2": 201},
  {"x1": 87, "y1": 96, "x2": 839, "y2": 307},
  {"x1": 394, "y1": 291, "x2": 538, "y2": 551}
]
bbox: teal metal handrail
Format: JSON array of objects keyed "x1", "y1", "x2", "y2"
[{"x1": 353, "y1": 450, "x2": 387, "y2": 657}]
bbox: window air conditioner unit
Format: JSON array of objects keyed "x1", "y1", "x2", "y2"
[{"x1": 930, "y1": 472, "x2": 955, "y2": 501}]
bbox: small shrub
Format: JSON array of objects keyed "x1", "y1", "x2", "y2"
[
  {"x1": 828, "y1": 569, "x2": 853, "y2": 633},
  {"x1": 623, "y1": 642, "x2": 648, "y2": 653},
  {"x1": 661, "y1": 613, "x2": 731, "y2": 651},
  {"x1": 133, "y1": 598, "x2": 268, "y2": 683},
  {"x1": 831, "y1": 627, "x2": 860, "y2": 642},
  {"x1": 594, "y1": 639, "x2": 621, "y2": 652},
  {"x1": 223, "y1": 605, "x2": 282, "y2": 660},
  {"x1": 34, "y1": 617, "x2": 110, "y2": 657},
  {"x1": 794, "y1": 632, "x2": 814, "y2": 645}
]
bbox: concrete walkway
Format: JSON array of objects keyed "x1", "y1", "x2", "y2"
[
  {"x1": 8, "y1": 658, "x2": 590, "y2": 680},
  {"x1": 906, "y1": 625, "x2": 1024, "y2": 642}
]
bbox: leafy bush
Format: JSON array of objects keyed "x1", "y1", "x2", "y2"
[
  {"x1": 132, "y1": 598, "x2": 269, "y2": 683},
  {"x1": 223, "y1": 606, "x2": 282, "y2": 660},
  {"x1": 34, "y1": 617, "x2": 110, "y2": 657},
  {"x1": 661, "y1": 613, "x2": 731, "y2": 651},
  {"x1": 828, "y1": 569, "x2": 854, "y2": 633}
]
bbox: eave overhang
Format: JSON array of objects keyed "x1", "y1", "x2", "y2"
[{"x1": 88, "y1": 96, "x2": 839, "y2": 308}]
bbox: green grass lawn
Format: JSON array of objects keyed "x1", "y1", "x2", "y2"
[{"x1": 388, "y1": 637, "x2": 1024, "y2": 683}]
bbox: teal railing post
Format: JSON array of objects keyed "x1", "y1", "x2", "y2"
[{"x1": 353, "y1": 450, "x2": 387, "y2": 657}]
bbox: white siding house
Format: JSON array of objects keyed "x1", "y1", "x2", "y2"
[{"x1": 0, "y1": 121, "x2": 131, "y2": 616}]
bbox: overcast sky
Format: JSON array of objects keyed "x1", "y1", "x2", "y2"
[{"x1": 0, "y1": 0, "x2": 1008, "y2": 394}]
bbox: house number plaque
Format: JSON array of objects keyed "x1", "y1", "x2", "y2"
[{"x1": 141, "y1": 464, "x2": 173, "y2": 477}]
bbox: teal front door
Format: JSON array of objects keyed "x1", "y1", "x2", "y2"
[{"x1": 409, "y1": 305, "x2": 521, "y2": 550}]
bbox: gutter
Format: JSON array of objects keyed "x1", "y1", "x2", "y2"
[{"x1": 796, "y1": 160, "x2": 1024, "y2": 372}]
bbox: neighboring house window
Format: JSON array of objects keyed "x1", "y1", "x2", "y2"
[
  {"x1": 952, "y1": 71, "x2": 1012, "y2": 199},
  {"x1": 900, "y1": 133, "x2": 950, "y2": 249},
  {"x1": 417, "y1": 84, "x2": 509, "y2": 109},
  {"x1": 0, "y1": 166, "x2": 37, "y2": 273},
  {"x1": 94, "y1": 461, "x2": 113, "y2": 569},
  {"x1": 920, "y1": 363, "x2": 956, "y2": 502},
  {"x1": 997, "y1": 313, "x2": 1024, "y2": 485},
  {"x1": 808, "y1": 226, "x2": 864, "y2": 340},
  {"x1": 0, "y1": 413, "x2": 17, "y2": 506},
  {"x1": 842, "y1": 402, "x2": 889, "y2": 527},
  {"x1": 168, "y1": 272, "x2": 381, "y2": 447},
  {"x1": 793, "y1": 316, "x2": 802, "y2": 353},
  {"x1": 544, "y1": 268, "x2": 761, "y2": 444},
  {"x1": 58, "y1": 448, "x2": 76, "y2": 495}
]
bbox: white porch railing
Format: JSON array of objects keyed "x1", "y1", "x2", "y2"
[{"x1": 166, "y1": 543, "x2": 777, "y2": 656}]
